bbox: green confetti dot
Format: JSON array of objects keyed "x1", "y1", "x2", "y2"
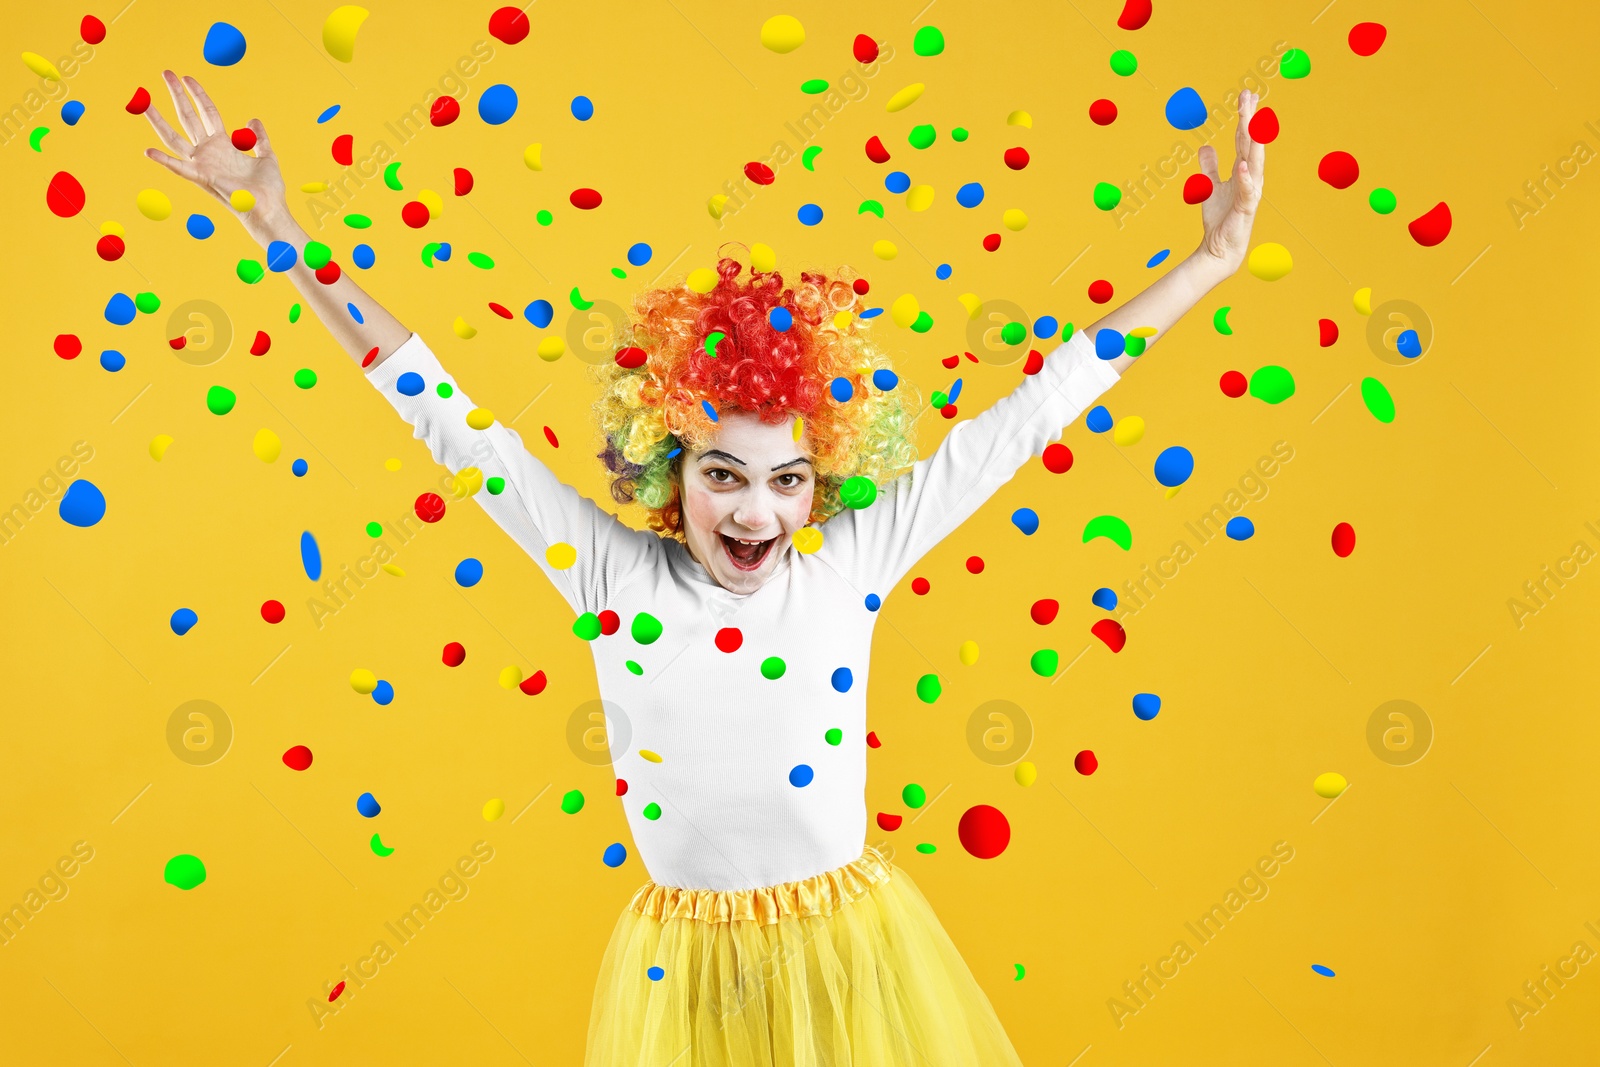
[
  {"x1": 421, "y1": 242, "x2": 441, "y2": 267},
  {"x1": 1093, "y1": 182, "x2": 1123, "y2": 211},
  {"x1": 1001, "y1": 321, "x2": 1026, "y2": 345},
  {"x1": 915, "y1": 842, "x2": 937, "y2": 854},
  {"x1": 916, "y1": 673, "x2": 942, "y2": 703},
  {"x1": 825, "y1": 728, "x2": 843, "y2": 745},
  {"x1": 903, "y1": 783, "x2": 926, "y2": 808},
  {"x1": 1061, "y1": 322, "x2": 1075, "y2": 342},
  {"x1": 536, "y1": 209, "x2": 553, "y2": 226},
  {"x1": 236, "y1": 259, "x2": 264, "y2": 284},
  {"x1": 487, "y1": 476, "x2": 506, "y2": 494},
  {"x1": 289, "y1": 303, "x2": 302, "y2": 323},
  {"x1": 626, "y1": 660, "x2": 643, "y2": 675},
  {"x1": 1248, "y1": 365, "x2": 1296, "y2": 404},
  {"x1": 134, "y1": 291, "x2": 161, "y2": 314},
  {"x1": 632, "y1": 612, "x2": 663, "y2": 645},
  {"x1": 383, "y1": 162, "x2": 404, "y2": 191},
  {"x1": 610, "y1": 267, "x2": 627, "y2": 278},
  {"x1": 858, "y1": 199, "x2": 885, "y2": 218},
  {"x1": 1030, "y1": 649, "x2": 1058, "y2": 676},
  {"x1": 1110, "y1": 49, "x2": 1138, "y2": 76},
  {"x1": 643, "y1": 802, "x2": 662, "y2": 820},
  {"x1": 951, "y1": 127, "x2": 968, "y2": 142},
  {"x1": 467, "y1": 251, "x2": 495, "y2": 269},
  {"x1": 908, "y1": 124, "x2": 936, "y2": 149},
  {"x1": 1213, "y1": 306, "x2": 1233, "y2": 335},
  {"x1": 912, "y1": 26, "x2": 945, "y2": 56},
  {"x1": 436, "y1": 382, "x2": 454, "y2": 398},
  {"x1": 801, "y1": 79, "x2": 829, "y2": 94},
  {"x1": 293, "y1": 368, "x2": 317, "y2": 389},
  {"x1": 560, "y1": 789, "x2": 585, "y2": 814},
  {"x1": 365, "y1": 521, "x2": 382, "y2": 537},
  {"x1": 163, "y1": 854, "x2": 206, "y2": 890},
  {"x1": 570, "y1": 287, "x2": 595, "y2": 311},
  {"x1": 761, "y1": 656, "x2": 787, "y2": 680},
  {"x1": 1124, "y1": 334, "x2": 1146, "y2": 358},
  {"x1": 344, "y1": 214, "x2": 372, "y2": 229},
  {"x1": 206, "y1": 386, "x2": 236, "y2": 415},
  {"x1": 1279, "y1": 47, "x2": 1311, "y2": 79},
  {"x1": 910, "y1": 311, "x2": 934, "y2": 333},
  {"x1": 1360, "y1": 377, "x2": 1395, "y2": 423},
  {"x1": 573, "y1": 612, "x2": 602, "y2": 640},
  {"x1": 931, "y1": 390, "x2": 948, "y2": 409},
  {"x1": 304, "y1": 242, "x2": 331, "y2": 269},
  {"x1": 1368, "y1": 187, "x2": 1397, "y2": 215},
  {"x1": 840, "y1": 475, "x2": 877, "y2": 509}
]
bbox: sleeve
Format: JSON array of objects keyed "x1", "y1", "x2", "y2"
[
  {"x1": 817, "y1": 328, "x2": 1122, "y2": 594},
  {"x1": 367, "y1": 332, "x2": 659, "y2": 617}
]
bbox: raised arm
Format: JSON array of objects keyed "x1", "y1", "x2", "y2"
[
  {"x1": 144, "y1": 71, "x2": 657, "y2": 615},
  {"x1": 817, "y1": 90, "x2": 1266, "y2": 594}
]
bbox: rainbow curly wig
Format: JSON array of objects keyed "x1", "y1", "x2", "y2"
[{"x1": 591, "y1": 247, "x2": 921, "y2": 541}]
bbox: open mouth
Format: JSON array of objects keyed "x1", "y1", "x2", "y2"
[{"x1": 719, "y1": 533, "x2": 777, "y2": 571}]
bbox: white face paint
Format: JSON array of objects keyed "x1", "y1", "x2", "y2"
[{"x1": 679, "y1": 410, "x2": 815, "y2": 595}]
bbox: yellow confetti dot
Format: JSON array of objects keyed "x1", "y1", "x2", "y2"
[
  {"x1": 350, "y1": 669, "x2": 377, "y2": 694},
  {"x1": 831, "y1": 310, "x2": 853, "y2": 331},
  {"x1": 301, "y1": 181, "x2": 329, "y2": 194},
  {"x1": 418, "y1": 189, "x2": 443, "y2": 219},
  {"x1": 1014, "y1": 761, "x2": 1038, "y2": 787},
  {"x1": 321, "y1": 5, "x2": 370, "y2": 63},
  {"x1": 451, "y1": 466, "x2": 483, "y2": 499},
  {"x1": 872, "y1": 240, "x2": 899, "y2": 260},
  {"x1": 1246, "y1": 241, "x2": 1294, "y2": 281},
  {"x1": 792, "y1": 417, "x2": 804, "y2": 442},
  {"x1": 957, "y1": 292, "x2": 983, "y2": 319},
  {"x1": 148, "y1": 434, "x2": 174, "y2": 461},
  {"x1": 381, "y1": 562, "x2": 405, "y2": 576},
  {"x1": 384, "y1": 457, "x2": 402, "y2": 471},
  {"x1": 537, "y1": 335, "x2": 565, "y2": 361},
  {"x1": 1314, "y1": 772, "x2": 1347, "y2": 799},
  {"x1": 453, "y1": 316, "x2": 477, "y2": 339},
  {"x1": 958, "y1": 640, "x2": 979, "y2": 666},
  {"x1": 1130, "y1": 326, "x2": 1158, "y2": 338},
  {"x1": 1164, "y1": 486, "x2": 1181, "y2": 500},
  {"x1": 759, "y1": 14, "x2": 805, "y2": 53},
  {"x1": 1112, "y1": 416, "x2": 1145, "y2": 446},
  {"x1": 21, "y1": 52, "x2": 62, "y2": 81},
  {"x1": 229, "y1": 189, "x2": 255, "y2": 213},
  {"x1": 546, "y1": 542, "x2": 577, "y2": 570},
  {"x1": 252, "y1": 428, "x2": 281, "y2": 463},
  {"x1": 708, "y1": 194, "x2": 730, "y2": 219},
  {"x1": 792, "y1": 527, "x2": 823, "y2": 554},
  {"x1": 1006, "y1": 110, "x2": 1033, "y2": 128},
  {"x1": 639, "y1": 749, "x2": 664, "y2": 763},
  {"x1": 906, "y1": 185, "x2": 934, "y2": 212},
  {"x1": 1002, "y1": 208, "x2": 1029, "y2": 231},
  {"x1": 482, "y1": 798, "x2": 506, "y2": 821},
  {"x1": 136, "y1": 189, "x2": 172, "y2": 221},
  {"x1": 98, "y1": 220, "x2": 125, "y2": 238},
  {"x1": 890, "y1": 293, "x2": 921, "y2": 328},
  {"x1": 466, "y1": 407, "x2": 494, "y2": 430},
  {"x1": 1353, "y1": 287, "x2": 1373, "y2": 315},
  {"x1": 687, "y1": 267, "x2": 719, "y2": 294},
  {"x1": 886, "y1": 82, "x2": 925, "y2": 113},
  {"x1": 750, "y1": 242, "x2": 776, "y2": 273},
  {"x1": 498, "y1": 666, "x2": 524, "y2": 690},
  {"x1": 523, "y1": 143, "x2": 543, "y2": 170}
]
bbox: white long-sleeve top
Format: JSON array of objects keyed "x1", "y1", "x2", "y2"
[{"x1": 371, "y1": 328, "x2": 1121, "y2": 890}]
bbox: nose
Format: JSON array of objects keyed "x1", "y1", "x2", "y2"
[{"x1": 730, "y1": 488, "x2": 776, "y2": 532}]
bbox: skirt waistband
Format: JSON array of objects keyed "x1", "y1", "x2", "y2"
[{"x1": 626, "y1": 846, "x2": 894, "y2": 926}]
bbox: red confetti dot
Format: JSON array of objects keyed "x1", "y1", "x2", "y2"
[
  {"x1": 1182, "y1": 173, "x2": 1213, "y2": 205},
  {"x1": 488, "y1": 6, "x2": 530, "y2": 44},
  {"x1": 616, "y1": 778, "x2": 628, "y2": 796},
  {"x1": 328, "y1": 982, "x2": 345, "y2": 1002},
  {"x1": 569, "y1": 187, "x2": 602, "y2": 210},
  {"x1": 615, "y1": 346, "x2": 647, "y2": 369},
  {"x1": 168, "y1": 335, "x2": 187, "y2": 351},
  {"x1": 940, "y1": 403, "x2": 958, "y2": 419},
  {"x1": 489, "y1": 302, "x2": 513, "y2": 320},
  {"x1": 866, "y1": 730, "x2": 881, "y2": 749},
  {"x1": 1117, "y1": 0, "x2": 1153, "y2": 30},
  {"x1": 518, "y1": 670, "x2": 548, "y2": 696},
  {"x1": 401, "y1": 201, "x2": 430, "y2": 228},
  {"x1": 598, "y1": 610, "x2": 620, "y2": 635},
  {"x1": 442, "y1": 641, "x2": 466, "y2": 666},
  {"x1": 744, "y1": 162, "x2": 775, "y2": 186},
  {"x1": 414, "y1": 492, "x2": 446, "y2": 523},
  {"x1": 47, "y1": 170, "x2": 86, "y2": 217},
  {"x1": 81, "y1": 15, "x2": 107, "y2": 44},
  {"x1": 1030, "y1": 598, "x2": 1059, "y2": 625},
  {"x1": 1022, "y1": 349, "x2": 1043, "y2": 376},
  {"x1": 282, "y1": 745, "x2": 313, "y2": 771},
  {"x1": 96, "y1": 234, "x2": 124, "y2": 261},
  {"x1": 260, "y1": 599, "x2": 285, "y2": 623},
  {"x1": 982, "y1": 233, "x2": 1001, "y2": 252},
  {"x1": 1074, "y1": 749, "x2": 1098, "y2": 775},
  {"x1": 542, "y1": 425, "x2": 559, "y2": 448},
  {"x1": 1348, "y1": 21, "x2": 1387, "y2": 56},
  {"x1": 853, "y1": 34, "x2": 879, "y2": 63},
  {"x1": 864, "y1": 135, "x2": 890, "y2": 164},
  {"x1": 54, "y1": 334, "x2": 81, "y2": 360},
  {"x1": 331, "y1": 134, "x2": 353, "y2": 166},
  {"x1": 965, "y1": 555, "x2": 985, "y2": 574},
  {"x1": 1219, "y1": 370, "x2": 1247, "y2": 397},
  {"x1": 1318, "y1": 151, "x2": 1359, "y2": 190},
  {"x1": 1318, "y1": 319, "x2": 1338, "y2": 348},
  {"x1": 957, "y1": 804, "x2": 1011, "y2": 859},
  {"x1": 852, "y1": 278, "x2": 870, "y2": 295},
  {"x1": 876, "y1": 812, "x2": 902, "y2": 831},
  {"x1": 714, "y1": 627, "x2": 743, "y2": 653},
  {"x1": 250, "y1": 330, "x2": 271, "y2": 356},
  {"x1": 911, "y1": 576, "x2": 930, "y2": 595},
  {"x1": 1088, "y1": 98, "x2": 1118, "y2": 126},
  {"x1": 1408, "y1": 202, "x2": 1452, "y2": 247},
  {"x1": 1087, "y1": 279, "x2": 1114, "y2": 304},
  {"x1": 1003, "y1": 146, "x2": 1029, "y2": 171},
  {"x1": 1332, "y1": 522, "x2": 1356, "y2": 558},
  {"x1": 1247, "y1": 106, "x2": 1279, "y2": 145},
  {"x1": 125, "y1": 86, "x2": 151, "y2": 114},
  {"x1": 1091, "y1": 618, "x2": 1126, "y2": 653},
  {"x1": 430, "y1": 95, "x2": 460, "y2": 127},
  {"x1": 231, "y1": 127, "x2": 257, "y2": 152},
  {"x1": 315, "y1": 261, "x2": 341, "y2": 285},
  {"x1": 1042, "y1": 443, "x2": 1073, "y2": 474},
  {"x1": 453, "y1": 167, "x2": 474, "y2": 196},
  {"x1": 361, "y1": 346, "x2": 379, "y2": 367},
  {"x1": 943, "y1": 354, "x2": 963, "y2": 369}
]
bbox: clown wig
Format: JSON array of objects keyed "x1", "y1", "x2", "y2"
[{"x1": 591, "y1": 247, "x2": 922, "y2": 541}]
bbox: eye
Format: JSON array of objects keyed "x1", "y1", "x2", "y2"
[
  {"x1": 706, "y1": 467, "x2": 737, "y2": 484},
  {"x1": 776, "y1": 472, "x2": 806, "y2": 488}
]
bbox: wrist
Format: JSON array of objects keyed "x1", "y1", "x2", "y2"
[
  {"x1": 1187, "y1": 247, "x2": 1236, "y2": 290},
  {"x1": 242, "y1": 200, "x2": 302, "y2": 246}
]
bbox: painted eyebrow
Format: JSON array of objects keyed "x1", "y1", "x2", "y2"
[{"x1": 700, "y1": 450, "x2": 813, "y2": 472}]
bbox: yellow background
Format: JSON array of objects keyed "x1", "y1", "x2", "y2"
[{"x1": 3, "y1": 1, "x2": 1597, "y2": 1063}]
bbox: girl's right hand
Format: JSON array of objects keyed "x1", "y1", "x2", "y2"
[{"x1": 142, "y1": 70, "x2": 288, "y2": 236}]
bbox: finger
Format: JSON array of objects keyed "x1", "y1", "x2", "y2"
[
  {"x1": 1197, "y1": 144, "x2": 1221, "y2": 184},
  {"x1": 248, "y1": 118, "x2": 275, "y2": 162},
  {"x1": 1235, "y1": 158, "x2": 1260, "y2": 210},
  {"x1": 144, "y1": 105, "x2": 192, "y2": 158},
  {"x1": 1248, "y1": 110, "x2": 1266, "y2": 185},
  {"x1": 1235, "y1": 91, "x2": 1256, "y2": 165},
  {"x1": 162, "y1": 70, "x2": 205, "y2": 143},
  {"x1": 183, "y1": 75, "x2": 225, "y2": 137},
  {"x1": 145, "y1": 146, "x2": 201, "y2": 184}
]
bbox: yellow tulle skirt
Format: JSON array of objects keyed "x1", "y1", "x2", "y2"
[{"x1": 585, "y1": 845, "x2": 1022, "y2": 1066}]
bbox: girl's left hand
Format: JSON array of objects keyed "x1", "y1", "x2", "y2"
[{"x1": 1195, "y1": 89, "x2": 1266, "y2": 276}]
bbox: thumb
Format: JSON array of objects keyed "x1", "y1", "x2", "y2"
[
  {"x1": 1196, "y1": 144, "x2": 1221, "y2": 185},
  {"x1": 248, "y1": 118, "x2": 275, "y2": 161}
]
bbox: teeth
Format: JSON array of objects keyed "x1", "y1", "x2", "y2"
[{"x1": 727, "y1": 536, "x2": 769, "y2": 545}]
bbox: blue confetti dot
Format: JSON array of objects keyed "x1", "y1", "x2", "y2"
[
  {"x1": 105, "y1": 293, "x2": 136, "y2": 326},
  {"x1": 100, "y1": 350, "x2": 125, "y2": 372},
  {"x1": 1035, "y1": 315, "x2": 1058, "y2": 339},
  {"x1": 479, "y1": 84, "x2": 518, "y2": 125},
  {"x1": 371, "y1": 680, "x2": 395, "y2": 706},
  {"x1": 169, "y1": 608, "x2": 198, "y2": 635},
  {"x1": 59, "y1": 480, "x2": 106, "y2": 527},
  {"x1": 864, "y1": 593, "x2": 881, "y2": 612},
  {"x1": 647, "y1": 966, "x2": 665, "y2": 981},
  {"x1": 292, "y1": 458, "x2": 309, "y2": 477},
  {"x1": 627, "y1": 242, "x2": 653, "y2": 266},
  {"x1": 347, "y1": 302, "x2": 364, "y2": 324},
  {"x1": 301, "y1": 531, "x2": 322, "y2": 580},
  {"x1": 266, "y1": 240, "x2": 297, "y2": 272},
  {"x1": 1397, "y1": 329, "x2": 1421, "y2": 357},
  {"x1": 701, "y1": 399, "x2": 719, "y2": 422},
  {"x1": 455, "y1": 558, "x2": 484, "y2": 587},
  {"x1": 396, "y1": 372, "x2": 425, "y2": 396},
  {"x1": 885, "y1": 171, "x2": 911, "y2": 194},
  {"x1": 1164, "y1": 87, "x2": 1207, "y2": 130},
  {"x1": 1226, "y1": 516, "x2": 1255, "y2": 541},
  {"x1": 770, "y1": 307, "x2": 793, "y2": 331},
  {"x1": 831, "y1": 667, "x2": 853, "y2": 693},
  {"x1": 1092, "y1": 587, "x2": 1118, "y2": 611},
  {"x1": 797, "y1": 203, "x2": 823, "y2": 226},
  {"x1": 1086, "y1": 405, "x2": 1113, "y2": 433},
  {"x1": 61, "y1": 100, "x2": 85, "y2": 126},
  {"x1": 571, "y1": 95, "x2": 594, "y2": 120},
  {"x1": 872, "y1": 369, "x2": 899, "y2": 391},
  {"x1": 948, "y1": 378, "x2": 963, "y2": 403},
  {"x1": 1095, "y1": 329, "x2": 1125, "y2": 360},
  {"x1": 789, "y1": 764, "x2": 814, "y2": 787},
  {"x1": 316, "y1": 104, "x2": 341, "y2": 124},
  {"x1": 859, "y1": 307, "x2": 884, "y2": 319},
  {"x1": 1147, "y1": 248, "x2": 1172, "y2": 268},
  {"x1": 203, "y1": 22, "x2": 248, "y2": 66},
  {"x1": 956, "y1": 182, "x2": 985, "y2": 208},
  {"x1": 352, "y1": 243, "x2": 375, "y2": 269},
  {"x1": 666, "y1": 447, "x2": 682, "y2": 459},
  {"x1": 830, "y1": 377, "x2": 854, "y2": 402},
  {"x1": 1312, "y1": 965, "x2": 1336, "y2": 977},
  {"x1": 434, "y1": 243, "x2": 452, "y2": 262},
  {"x1": 186, "y1": 214, "x2": 215, "y2": 239},
  {"x1": 356, "y1": 792, "x2": 381, "y2": 818},
  {"x1": 935, "y1": 263, "x2": 952, "y2": 280},
  {"x1": 1153, "y1": 446, "x2": 1194, "y2": 487},
  {"x1": 525, "y1": 299, "x2": 553, "y2": 327},
  {"x1": 602, "y1": 842, "x2": 628, "y2": 868},
  {"x1": 1132, "y1": 693, "x2": 1161, "y2": 720},
  {"x1": 1012, "y1": 508, "x2": 1039, "y2": 535}
]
